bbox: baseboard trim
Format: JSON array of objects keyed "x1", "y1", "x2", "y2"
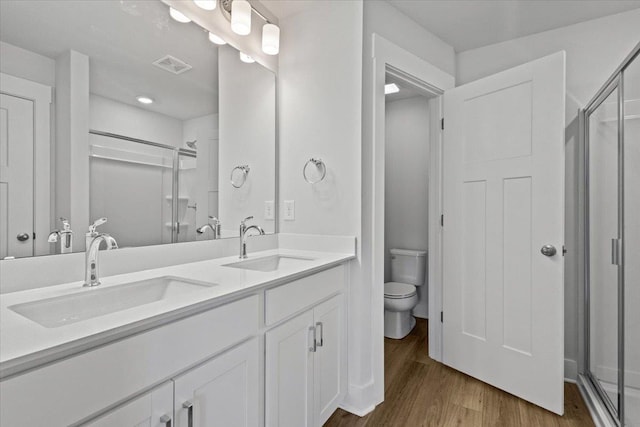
[
  {"x1": 565, "y1": 358, "x2": 578, "y2": 382},
  {"x1": 341, "y1": 381, "x2": 379, "y2": 417}
]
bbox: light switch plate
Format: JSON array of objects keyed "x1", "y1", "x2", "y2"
[
  {"x1": 284, "y1": 200, "x2": 295, "y2": 221},
  {"x1": 264, "y1": 201, "x2": 274, "y2": 220}
]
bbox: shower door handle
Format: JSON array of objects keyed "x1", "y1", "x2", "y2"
[{"x1": 611, "y1": 238, "x2": 622, "y2": 266}]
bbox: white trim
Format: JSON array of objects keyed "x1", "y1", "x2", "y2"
[
  {"x1": 0, "y1": 73, "x2": 52, "y2": 257},
  {"x1": 367, "y1": 33, "x2": 454, "y2": 405},
  {"x1": 565, "y1": 358, "x2": 578, "y2": 382}
]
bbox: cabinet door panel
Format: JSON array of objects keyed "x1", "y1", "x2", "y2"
[
  {"x1": 83, "y1": 382, "x2": 173, "y2": 427},
  {"x1": 314, "y1": 295, "x2": 344, "y2": 426},
  {"x1": 266, "y1": 310, "x2": 315, "y2": 427},
  {"x1": 174, "y1": 338, "x2": 259, "y2": 427}
]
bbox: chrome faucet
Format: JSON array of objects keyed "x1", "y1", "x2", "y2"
[
  {"x1": 197, "y1": 216, "x2": 221, "y2": 239},
  {"x1": 48, "y1": 217, "x2": 73, "y2": 253},
  {"x1": 239, "y1": 216, "x2": 264, "y2": 259},
  {"x1": 84, "y1": 218, "x2": 118, "y2": 287}
]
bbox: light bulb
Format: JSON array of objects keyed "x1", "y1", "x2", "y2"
[
  {"x1": 136, "y1": 96, "x2": 154, "y2": 105},
  {"x1": 262, "y1": 23, "x2": 280, "y2": 55},
  {"x1": 193, "y1": 0, "x2": 216, "y2": 10},
  {"x1": 239, "y1": 52, "x2": 255, "y2": 63},
  {"x1": 169, "y1": 7, "x2": 191, "y2": 23},
  {"x1": 385, "y1": 83, "x2": 400, "y2": 95},
  {"x1": 208, "y1": 32, "x2": 226, "y2": 45},
  {"x1": 231, "y1": 0, "x2": 251, "y2": 35}
]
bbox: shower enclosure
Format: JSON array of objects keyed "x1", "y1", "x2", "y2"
[{"x1": 581, "y1": 42, "x2": 639, "y2": 427}]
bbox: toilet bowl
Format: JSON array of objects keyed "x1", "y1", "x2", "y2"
[{"x1": 384, "y1": 248, "x2": 427, "y2": 339}]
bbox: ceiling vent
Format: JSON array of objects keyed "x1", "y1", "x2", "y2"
[{"x1": 152, "y1": 55, "x2": 193, "y2": 75}]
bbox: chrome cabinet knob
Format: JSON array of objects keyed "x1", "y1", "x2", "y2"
[
  {"x1": 16, "y1": 233, "x2": 30, "y2": 242},
  {"x1": 540, "y1": 245, "x2": 557, "y2": 257}
]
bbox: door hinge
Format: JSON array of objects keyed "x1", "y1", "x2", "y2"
[
  {"x1": 440, "y1": 214, "x2": 444, "y2": 227},
  {"x1": 33, "y1": 232, "x2": 36, "y2": 240},
  {"x1": 611, "y1": 238, "x2": 622, "y2": 266},
  {"x1": 441, "y1": 118, "x2": 444, "y2": 130},
  {"x1": 562, "y1": 245, "x2": 567, "y2": 256},
  {"x1": 440, "y1": 311, "x2": 443, "y2": 323}
]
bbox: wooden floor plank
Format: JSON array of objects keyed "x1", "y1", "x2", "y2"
[{"x1": 325, "y1": 319, "x2": 594, "y2": 427}]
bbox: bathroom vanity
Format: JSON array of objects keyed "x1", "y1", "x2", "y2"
[{"x1": 0, "y1": 248, "x2": 354, "y2": 427}]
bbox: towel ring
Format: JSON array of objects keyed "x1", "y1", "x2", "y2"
[
  {"x1": 303, "y1": 158, "x2": 326, "y2": 184},
  {"x1": 231, "y1": 165, "x2": 250, "y2": 188}
]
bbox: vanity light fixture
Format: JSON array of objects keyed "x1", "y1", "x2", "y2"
[
  {"x1": 262, "y1": 23, "x2": 280, "y2": 55},
  {"x1": 231, "y1": 0, "x2": 251, "y2": 35},
  {"x1": 239, "y1": 52, "x2": 255, "y2": 63},
  {"x1": 169, "y1": 7, "x2": 191, "y2": 23},
  {"x1": 385, "y1": 83, "x2": 400, "y2": 95},
  {"x1": 193, "y1": 0, "x2": 216, "y2": 11},
  {"x1": 136, "y1": 96, "x2": 154, "y2": 105},
  {"x1": 208, "y1": 32, "x2": 226, "y2": 45}
]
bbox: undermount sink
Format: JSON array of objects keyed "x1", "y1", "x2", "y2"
[
  {"x1": 9, "y1": 276, "x2": 217, "y2": 328},
  {"x1": 223, "y1": 255, "x2": 315, "y2": 272}
]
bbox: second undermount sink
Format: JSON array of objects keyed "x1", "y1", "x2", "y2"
[
  {"x1": 223, "y1": 255, "x2": 315, "y2": 272},
  {"x1": 9, "y1": 276, "x2": 217, "y2": 328}
]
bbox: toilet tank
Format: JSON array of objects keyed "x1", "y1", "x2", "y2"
[{"x1": 390, "y1": 248, "x2": 427, "y2": 286}]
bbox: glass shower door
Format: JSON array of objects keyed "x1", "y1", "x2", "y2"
[{"x1": 587, "y1": 83, "x2": 621, "y2": 417}]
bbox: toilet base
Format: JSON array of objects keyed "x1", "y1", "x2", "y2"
[{"x1": 384, "y1": 310, "x2": 416, "y2": 339}]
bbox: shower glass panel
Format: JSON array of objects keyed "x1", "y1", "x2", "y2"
[
  {"x1": 623, "y1": 53, "x2": 640, "y2": 427},
  {"x1": 89, "y1": 133, "x2": 175, "y2": 248},
  {"x1": 588, "y1": 85, "x2": 621, "y2": 416},
  {"x1": 176, "y1": 152, "x2": 197, "y2": 243}
]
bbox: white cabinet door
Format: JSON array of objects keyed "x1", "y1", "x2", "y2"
[
  {"x1": 266, "y1": 310, "x2": 315, "y2": 427},
  {"x1": 313, "y1": 295, "x2": 344, "y2": 426},
  {"x1": 83, "y1": 382, "x2": 173, "y2": 427},
  {"x1": 173, "y1": 338, "x2": 260, "y2": 427},
  {"x1": 443, "y1": 51, "x2": 565, "y2": 414}
]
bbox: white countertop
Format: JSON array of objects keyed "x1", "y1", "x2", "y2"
[{"x1": 0, "y1": 248, "x2": 354, "y2": 378}]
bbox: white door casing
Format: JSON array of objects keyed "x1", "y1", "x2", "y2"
[
  {"x1": 442, "y1": 51, "x2": 566, "y2": 414},
  {"x1": 0, "y1": 93, "x2": 34, "y2": 258}
]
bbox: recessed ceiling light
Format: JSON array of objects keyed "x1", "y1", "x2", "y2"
[
  {"x1": 208, "y1": 32, "x2": 226, "y2": 45},
  {"x1": 385, "y1": 83, "x2": 400, "y2": 95},
  {"x1": 239, "y1": 52, "x2": 255, "y2": 63},
  {"x1": 193, "y1": 0, "x2": 216, "y2": 11},
  {"x1": 136, "y1": 96, "x2": 154, "y2": 105},
  {"x1": 169, "y1": 7, "x2": 191, "y2": 23}
]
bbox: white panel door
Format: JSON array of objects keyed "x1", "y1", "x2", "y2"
[
  {"x1": 443, "y1": 51, "x2": 565, "y2": 414},
  {"x1": 174, "y1": 338, "x2": 260, "y2": 427},
  {"x1": 83, "y1": 381, "x2": 173, "y2": 427},
  {"x1": 0, "y1": 93, "x2": 34, "y2": 258},
  {"x1": 313, "y1": 295, "x2": 344, "y2": 426},
  {"x1": 266, "y1": 310, "x2": 315, "y2": 427}
]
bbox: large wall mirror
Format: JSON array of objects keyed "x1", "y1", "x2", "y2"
[{"x1": 0, "y1": 0, "x2": 277, "y2": 259}]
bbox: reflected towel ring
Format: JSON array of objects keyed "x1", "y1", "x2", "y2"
[
  {"x1": 231, "y1": 165, "x2": 250, "y2": 188},
  {"x1": 303, "y1": 158, "x2": 326, "y2": 184}
]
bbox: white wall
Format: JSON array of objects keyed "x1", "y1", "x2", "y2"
[
  {"x1": 0, "y1": 41, "x2": 55, "y2": 87},
  {"x1": 384, "y1": 96, "x2": 430, "y2": 318},
  {"x1": 456, "y1": 9, "x2": 640, "y2": 380},
  {"x1": 219, "y1": 45, "x2": 276, "y2": 236}
]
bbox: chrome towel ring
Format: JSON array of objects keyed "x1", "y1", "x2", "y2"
[
  {"x1": 303, "y1": 158, "x2": 326, "y2": 184},
  {"x1": 231, "y1": 165, "x2": 250, "y2": 188}
]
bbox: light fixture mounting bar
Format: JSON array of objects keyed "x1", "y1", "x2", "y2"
[{"x1": 220, "y1": 0, "x2": 273, "y2": 24}]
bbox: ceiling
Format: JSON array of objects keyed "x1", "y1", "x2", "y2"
[
  {"x1": 0, "y1": 0, "x2": 219, "y2": 120},
  {"x1": 386, "y1": 0, "x2": 640, "y2": 52}
]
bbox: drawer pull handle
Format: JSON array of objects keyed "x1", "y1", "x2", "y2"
[
  {"x1": 309, "y1": 326, "x2": 317, "y2": 352},
  {"x1": 183, "y1": 400, "x2": 194, "y2": 427},
  {"x1": 316, "y1": 322, "x2": 324, "y2": 347},
  {"x1": 160, "y1": 414, "x2": 172, "y2": 427}
]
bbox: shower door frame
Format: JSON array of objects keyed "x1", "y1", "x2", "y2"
[{"x1": 581, "y1": 42, "x2": 640, "y2": 427}]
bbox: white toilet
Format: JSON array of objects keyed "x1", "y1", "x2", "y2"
[{"x1": 384, "y1": 248, "x2": 427, "y2": 339}]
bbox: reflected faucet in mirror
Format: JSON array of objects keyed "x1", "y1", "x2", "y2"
[
  {"x1": 47, "y1": 218, "x2": 74, "y2": 254},
  {"x1": 84, "y1": 218, "x2": 118, "y2": 287},
  {"x1": 239, "y1": 216, "x2": 265, "y2": 259},
  {"x1": 197, "y1": 216, "x2": 222, "y2": 240}
]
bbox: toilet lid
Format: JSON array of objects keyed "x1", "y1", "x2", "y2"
[{"x1": 384, "y1": 282, "x2": 417, "y2": 298}]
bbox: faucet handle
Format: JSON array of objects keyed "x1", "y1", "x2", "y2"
[
  {"x1": 241, "y1": 216, "x2": 254, "y2": 225},
  {"x1": 88, "y1": 217, "x2": 107, "y2": 234},
  {"x1": 209, "y1": 216, "x2": 221, "y2": 225},
  {"x1": 59, "y1": 217, "x2": 71, "y2": 231}
]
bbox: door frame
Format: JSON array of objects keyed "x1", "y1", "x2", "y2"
[
  {"x1": 367, "y1": 34, "x2": 454, "y2": 402},
  {"x1": 0, "y1": 73, "x2": 52, "y2": 256}
]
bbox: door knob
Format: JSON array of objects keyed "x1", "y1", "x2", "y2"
[
  {"x1": 16, "y1": 233, "x2": 30, "y2": 242},
  {"x1": 540, "y1": 245, "x2": 557, "y2": 257}
]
